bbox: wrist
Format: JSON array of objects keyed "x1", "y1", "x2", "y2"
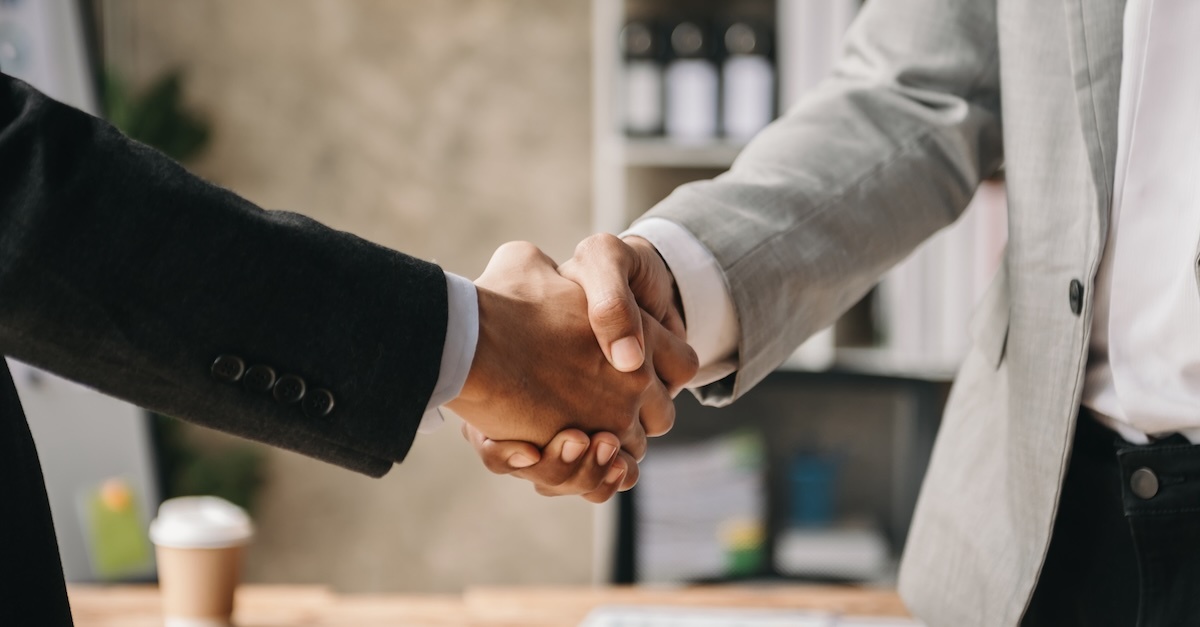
[
  {"x1": 446, "y1": 285, "x2": 498, "y2": 413},
  {"x1": 622, "y1": 235, "x2": 686, "y2": 329}
]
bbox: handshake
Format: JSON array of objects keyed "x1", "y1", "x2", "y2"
[{"x1": 446, "y1": 234, "x2": 699, "y2": 504}]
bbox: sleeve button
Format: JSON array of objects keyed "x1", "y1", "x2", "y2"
[
  {"x1": 210, "y1": 355, "x2": 245, "y2": 383},
  {"x1": 302, "y1": 388, "x2": 336, "y2": 418},
  {"x1": 242, "y1": 365, "x2": 277, "y2": 393},
  {"x1": 273, "y1": 374, "x2": 307, "y2": 404}
]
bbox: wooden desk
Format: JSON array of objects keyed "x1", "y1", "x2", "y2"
[{"x1": 69, "y1": 584, "x2": 911, "y2": 626}]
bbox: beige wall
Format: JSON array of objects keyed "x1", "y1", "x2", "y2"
[{"x1": 100, "y1": 0, "x2": 598, "y2": 592}]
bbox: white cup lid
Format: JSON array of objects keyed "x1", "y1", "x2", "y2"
[{"x1": 149, "y1": 496, "x2": 254, "y2": 549}]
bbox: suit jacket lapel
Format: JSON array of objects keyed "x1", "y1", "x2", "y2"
[{"x1": 1061, "y1": 0, "x2": 1126, "y2": 228}]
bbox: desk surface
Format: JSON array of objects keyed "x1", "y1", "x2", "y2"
[{"x1": 68, "y1": 584, "x2": 911, "y2": 626}]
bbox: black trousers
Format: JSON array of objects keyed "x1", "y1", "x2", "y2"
[
  {"x1": 0, "y1": 366, "x2": 73, "y2": 626},
  {"x1": 1023, "y1": 411, "x2": 1200, "y2": 627}
]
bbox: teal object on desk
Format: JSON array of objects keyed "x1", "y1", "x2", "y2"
[{"x1": 789, "y1": 454, "x2": 840, "y2": 527}]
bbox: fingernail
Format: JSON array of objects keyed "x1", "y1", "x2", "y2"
[
  {"x1": 605, "y1": 465, "x2": 626, "y2": 484},
  {"x1": 610, "y1": 337, "x2": 643, "y2": 372},
  {"x1": 561, "y1": 440, "x2": 586, "y2": 463},
  {"x1": 507, "y1": 453, "x2": 535, "y2": 469},
  {"x1": 596, "y1": 442, "x2": 618, "y2": 465}
]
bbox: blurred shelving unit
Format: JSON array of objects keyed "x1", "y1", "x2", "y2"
[
  {"x1": 591, "y1": 0, "x2": 888, "y2": 377},
  {"x1": 592, "y1": 0, "x2": 858, "y2": 228},
  {"x1": 612, "y1": 137, "x2": 748, "y2": 168},
  {"x1": 589, "y1": 0, "x2": 1007, "y2": 587}
]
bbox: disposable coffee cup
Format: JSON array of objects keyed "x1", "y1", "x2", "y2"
[{"x1": 149, "y1": 497, "x2": 254, "y2": 627}]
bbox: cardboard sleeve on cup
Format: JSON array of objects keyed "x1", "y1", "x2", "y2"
[{"x1": 150, "y1": 497, "x2": 254, "y2": 627}]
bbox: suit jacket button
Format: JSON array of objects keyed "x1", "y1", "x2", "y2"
[
  {"x1": 302, "y1": 388, "x2": 336, "y2": 418},
  {"x1": 273, "y1": 374, "x2": 306, "y2": 404},
  {"x1": 243, "y1": 365, "x2": 277, "y2": 393},
  {"x1": 1069, "y1": 279, "x2": 1084, "y2": 315},
  {"x1": 1130, "y1": 467, "x2": 1158, "y2": 500},
  {"x1": 211, "y1": 355, "x2": 245, "y2": 383}
]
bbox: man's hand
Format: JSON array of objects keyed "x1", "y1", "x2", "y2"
[
  {"x1": 559, "y1": 234, "x2": 685, "y2": 377},
  {"x1": 447, "y1": 242, "x2": 697, "y2": 460},
  {"x1": 461, "y1": 424, "x2": 640, "y2": 503},
  {"x1": 462, "y1": 235, "x2": 693, "y2": 503}
]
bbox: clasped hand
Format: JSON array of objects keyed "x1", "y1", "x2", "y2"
[{"x1": 447, "y1": 235, "x2": 695, "y2": 503}]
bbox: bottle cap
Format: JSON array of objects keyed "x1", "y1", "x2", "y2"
[
  {"x1": 671, "y1": 22, "x2": 706, "y2": 57},
  {"x1": 620, "y1": 22, "x2": 656, "y2": 57},
  {"x1": 725, "y1": 23, "x2": 761, "y2": 56}
]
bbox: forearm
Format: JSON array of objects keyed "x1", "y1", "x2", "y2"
[
  {"x1": 640, "y1": 0, "x2": 1004, "y2": 400},
  {"x1": 0, "y1": 74, "x2": 447, "y2": 475}
]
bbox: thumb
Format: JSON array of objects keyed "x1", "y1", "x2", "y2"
[{"x1": 560, "y1": 234, "x2": 645, "y2": 372}]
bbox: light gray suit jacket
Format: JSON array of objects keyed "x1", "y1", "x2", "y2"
[{"x1": 640, "y1": 0, "x2": 1126, "y2": 624}]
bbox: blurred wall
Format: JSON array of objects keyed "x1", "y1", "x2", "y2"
[{"x1": 99, "y1": 0, "x2": 597, "y2": 592}]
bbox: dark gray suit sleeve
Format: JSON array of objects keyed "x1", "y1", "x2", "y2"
[{"x1": 0, "y1": 73, "x2": 448, "y2": 477}]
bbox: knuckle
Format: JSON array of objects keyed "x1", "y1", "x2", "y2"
[
  {"x1": 624, "y1": 461, "x2": 640, "y2": 485},
  {"x1": 645, "y1": 403, "x2": 676, "y2": 437},
  {"x1": 552, "y1": 475, "x2": 589, "y2": 495},
  {"x1": 496, "y1": 240, "x2": 540, "y2": 260},
  {"x1": 577, "y1": 232, "x2": 623, "y2": 259},
  {"x1": 475, "y1": 441, "x2": 504, "y2": 470},
  {"x1": 591, "y1": 432, "x2": 622, "y2": 453},
  {"x1": 575, "y1": 474, "x2": 606, "y2": 496},
  {"x1": 681, "y1": 346, "x2": 700, "y2": 377},
  {"x1": 623, "y1": 434, "x2": 647, "y2": 462},
  {"x1": 482, "y1": 457, "x2": 511, "y2": 475},
  {"x1": 584, "y1": 490, "x2": 616, "y2": 504},
  {"x1": 542, "y1": 466, "x2": 573, "y2": 488},
  {"x1": 590, "y1": 294, "x2": 639, "y2": 329},
  {"x1": 627, "y1": 365, "x2": 654, "y2": 391},
  {"x1": 629, "y1": 421, "x2": 651, "y2": 443},
  {"x1": 614, "y1": 412, "x2": 637, "y2": 435}
]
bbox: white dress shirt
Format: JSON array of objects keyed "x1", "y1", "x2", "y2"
[
  {"x1": 1082, "y1": 0, "x2": 1200, "y2": 443},
  {"x1": 624, "y1": 219, "x2": 740, "y2": 387},
  {"x1": 420, "y1": 272, "x2": 477, "y2": 432}
]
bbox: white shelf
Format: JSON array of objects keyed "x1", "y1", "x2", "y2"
[
  {"x1": 835, "y1": 347, "x2": 960, "y2": 381},
  {"x1": 776, "y1": 346, "x2": 960, "y2": 382},
  {"x1": 614, "y1": 138, "x2": 747, "y2": 169}
]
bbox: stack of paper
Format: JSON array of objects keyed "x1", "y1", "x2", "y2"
[
  {"x1": 636, "y1": 431, "x2": 768, "y2": 583},
  {"x1": 775, "y1": 522, "x2": 891, "y2": 582}
]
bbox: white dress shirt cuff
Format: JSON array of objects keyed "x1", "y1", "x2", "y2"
[
  {"x1": 623, "y1": 218, "x2": 739, "y2": 387},
  {"x1": 419, "y1": 271, "x2": 479, "y2": 433}
]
